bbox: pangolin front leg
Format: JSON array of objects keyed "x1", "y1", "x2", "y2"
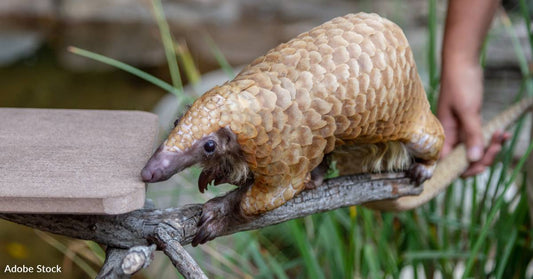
[
  {"x1": 193, "y1": 173, "x2": 309, "y2": 246},
  {"x1": 193, "y1": 186, "x2": 249, "y2": 246}
]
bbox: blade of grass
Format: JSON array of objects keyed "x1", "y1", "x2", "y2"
[
  {"x1": 405, "y1": 250, "x2": 480, "y2": 260},
  {"x1": 204, "y1": 35, "x2": 235, "y2": 78},
  {"x1": 68, "y1": 46, "x2": 181, "y2": 97},
  {"x1": 345, "y1": 209, "x2": 357, "y2": 279},
  {"x1": 353, "y1": 209, "x2": 362, "y2": 277},
  {"x1": 265, "y1": 255, "x2": 289, "y2": 279},
  {"x1": 250, "y1": 232, "x2": 291, "y2": 279},
  {"x1": 199, "y1": 243, "x2": 251, "y2": 278},
  {"x1": 363, "y1": 244, "x2": 380, "y2": 278},
  {"x1": 476, "y1": 157, "x2": 499, "y2": 223},
  {"x1": 151, "y1": 0, "x2": 183, "y2": 92},
  {"x1": 494, "y1": 218, "x2": 518, "y2": 278},
  {"x1": 493, "y1": 178, "x2": 529, "y2": 277},
  {"x1": 258, "y1": 247, "x2": 289, "y2": 279},
  {"x1": 287, "y1": 220, "x2": 324, "y2": 279},
  {"x1": 176, "y1": 41, "x2": 201, "y2": 89},
  {"x1": 247, "y1": 241, "x2": 271, "y2": 277},
  {"x1": 442, "y1": 182, "x2": 453, "y2": 253},
  {"x1": 85, "y1": 241, "x2": 105, "y2": 264},
  {"x1": 518, "y1": 0, "x2": 533, "y2": 53},
  {"x1": 376, "y1": 214, "x2": 399, "y2": 276},
  {"x1": 490, "y1": 115, "x2": 527, "y2": 207},
  {"x1": 317, "y1": 213, "x2": 347, "y2": 279},
  {"x1": 501, "y1": 10, "x2": 533, "y2": 97},
  {"x1": 468, "y1": 177, "x2": 480, "y2": 250}
]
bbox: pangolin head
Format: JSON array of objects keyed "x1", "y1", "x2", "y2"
[{"x1": 141, "y1": 81, "x2": 253, "y2": 192}]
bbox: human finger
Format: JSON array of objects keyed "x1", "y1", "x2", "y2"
[
  {"x1": 461, "y1": 131, "x2": 510, "y2": 177},
  {"x1": 459, "y1": 111, "x2": 484, "y2": 162}
]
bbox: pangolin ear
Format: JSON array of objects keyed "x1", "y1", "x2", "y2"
[
  {"x1": 216, "y1": 127, "x2": 237, "y2": 145},
  {"x1": 173, "y1": 112, "x2": 184, "y2": 127},
  {"x1": 173, "y1": 104, "x2": 192, "y2": 127}
]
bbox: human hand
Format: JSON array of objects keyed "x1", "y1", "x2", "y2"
[{"x1": 437, "y1": 61, "x2": 509, "y2": 177}]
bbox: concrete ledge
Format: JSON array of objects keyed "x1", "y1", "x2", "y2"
[{"x1": 0, "y1": 108, "x2": 158, "y2": 214}]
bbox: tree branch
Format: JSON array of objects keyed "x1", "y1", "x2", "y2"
[
  {"x1": 0, "y1": 172, "x2": 419, "y2": 247},
  {"x1": 96, "y1": 248, "x2": 131, "y2": 279},
  {"x1": 96, "y1": 245, "x2": 156, "y2": 279},
  {"x1": 154, "y1": 223, "x2": 208, "y2": 278},
  {"x1": 0, "y1": 172, "x2": 421, "y2": 278}
]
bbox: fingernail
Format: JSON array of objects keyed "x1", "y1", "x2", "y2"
[{"x1": 468, "y1": 146, "x2": 483, "y2": 162}]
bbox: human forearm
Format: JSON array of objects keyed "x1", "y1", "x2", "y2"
[
  {"x1": 442, "y1": 0, "x2": 500, "y2": 68},
  {"x1": 438, "y1": 0, "x2": 507, "y2": 175}
]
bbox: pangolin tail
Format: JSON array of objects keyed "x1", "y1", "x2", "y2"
[{"x1": 366, "y1": 96, "x2": 533, "y2": 211}]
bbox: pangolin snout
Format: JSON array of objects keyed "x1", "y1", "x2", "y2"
[
  {"x1": 141, "y1": 144, "x2": 191, "y2": 183},
  {"x1": 141, "y1": 165, "x2": 165, "y2": 183}
]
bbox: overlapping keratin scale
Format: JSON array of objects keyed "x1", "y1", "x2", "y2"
[{"x1": 165, "y1": 13, "x2": 444, "y2": 215}]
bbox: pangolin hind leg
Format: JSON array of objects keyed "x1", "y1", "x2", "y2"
[
  {"x1": 363, "y1": 126, "x2": 444, "y2": 211},
  {"x1": 307, "y1": 156, "x2": 331, "y2": 189},
  {"x1": 193, "y1": 174, "x2": 308, "y2": 246},
  {"x1": 404, "y1": 114, "x2": 444, "y2": 185}
]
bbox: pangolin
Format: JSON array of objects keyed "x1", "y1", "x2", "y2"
[{"x1": 141, "y1": 13, "x2": 445, "y2": 245}]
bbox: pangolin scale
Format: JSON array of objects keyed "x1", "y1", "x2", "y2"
[{"x1": 142, "y1": 13, "x2": 445, "y2": 245}]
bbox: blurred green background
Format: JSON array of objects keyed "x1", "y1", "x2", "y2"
[{"x1": 0, "y1": 0, "x2": 532, "y2": 278}]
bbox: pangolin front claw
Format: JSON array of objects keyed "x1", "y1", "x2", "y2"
[
  {"x1": 192, "y1": 189, "x2": 247, "y2": 246},
  {"x1": 192, "y1": 218, "x2": 217, "y2": 246}
]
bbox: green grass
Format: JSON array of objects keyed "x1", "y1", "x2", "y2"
[{"x1": 68, "y1": 0, "x2": 533, "y2": 278}]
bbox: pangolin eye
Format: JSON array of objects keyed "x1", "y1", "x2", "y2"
[{"x1": 203, "y1": 140, "x2": 216, "y2": 154}]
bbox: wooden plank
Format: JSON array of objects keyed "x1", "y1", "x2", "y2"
[{"x1": 0, "y1": 108, "x2": 158, "y2": 214}]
